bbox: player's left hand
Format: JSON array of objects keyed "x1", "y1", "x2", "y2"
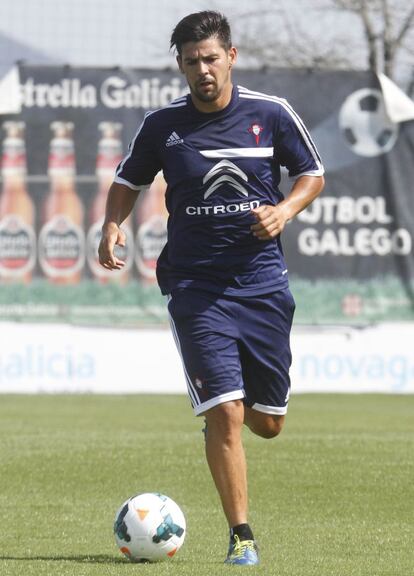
[
  {"x1": 98, "y1": 222, "x2": 126, "y2": 270},
  {"x1": 250, "y1": 204, "x2": 290, "y2": 240}
]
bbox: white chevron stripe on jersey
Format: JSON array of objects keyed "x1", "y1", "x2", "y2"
[
  {"x1": 200, "y1": 147, "x2": 274, "y2": 158},
  {"x1": 204, "y1": 175, "x2": 249, "y2": 199},
  {"x1": 203, "y1": 159, "x2": 248, "y2": 182}
]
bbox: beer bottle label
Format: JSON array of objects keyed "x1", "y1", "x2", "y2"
[
  {"x1": 135, "y1": 215, "x2": 168, "y2": 279},
  {"x1": 86, "y1": 219, "x2": 134, "y2": 278},
  {"x1": 48, "y1": 133, "x2": 76, "y2": 176},
  {"x1": 1, "y1": 130, "x2": 26, "y2": 176},
  {"x1": 0, "y1": 215, "x2": 36, "y2": 277},
  {"x1": 39, "y1": 215, "x2": 85, "y2": 278}
]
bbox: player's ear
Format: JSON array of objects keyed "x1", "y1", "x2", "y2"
[
  {"x1": 177, "y1": 55, "x2": 184, "y2": 74},
  {"x1": 228, "y1": 47, "x2": 237, "y2": 69}
]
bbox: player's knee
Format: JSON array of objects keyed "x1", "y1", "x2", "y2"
[
  {"x1": 205, "y1": 400, "x2": 244, "y2": 438},
  {"x1": 264, "y1": 417, "x2": 284, "y2": 439},
  {"x1": 250, "y1": 415, "x2": 284, "y2": 439}
]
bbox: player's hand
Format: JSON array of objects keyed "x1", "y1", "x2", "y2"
[
  {"x1": 98, "y1": 222, "x2": 126, "y2": 270},
  {"x1": 250, "y1": 204, "x2": 290, "y2": 240}
]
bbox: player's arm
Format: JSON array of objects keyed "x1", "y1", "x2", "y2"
[
  {"x1": 251, "y1": 174, "x2": 324, "y2": 240},
  {"x1": 252, "y1": 100, "x2": 325, "y2": 240},
  {"x1": 98, "y1": 182, "x2": 140, "y2": 270}
]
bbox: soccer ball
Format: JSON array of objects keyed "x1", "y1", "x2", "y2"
[
  {"x1": 113, "y1": 492, "x2": 186, "y2": 562},
  {"x1": 339, "y1": 88, "x2": 399, "y2": 157}
]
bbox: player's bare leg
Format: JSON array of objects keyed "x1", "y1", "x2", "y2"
[
  {"x1": 204, "y1": 399, "x2": 259, "y2": 565},
  {"x1": 244, "y1": 408, "x2": 285, "y2": 439},
  {"x1": 204, "y1": 400, "x2": 248, "y2": 527}
]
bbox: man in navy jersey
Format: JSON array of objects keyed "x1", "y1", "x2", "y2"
[{"x1": 99, "y1": 11, "x2": 324, "y2": 566}]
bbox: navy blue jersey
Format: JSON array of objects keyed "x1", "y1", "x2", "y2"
[{"x1": 115, "y1": 85, "x2": 324, "y2": 296}]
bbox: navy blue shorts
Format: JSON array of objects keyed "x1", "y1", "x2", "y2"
[{"x1": 168, "y1": 287, "x2": 295, "y2": 416}]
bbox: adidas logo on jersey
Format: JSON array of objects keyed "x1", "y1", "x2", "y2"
[{"x1": 166, "y1": 131, "x2": 184, "y2": 147}]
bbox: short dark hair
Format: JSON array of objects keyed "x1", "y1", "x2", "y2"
[{"x1": 170, "y1": 11, "x2": 232, "y2": 56}]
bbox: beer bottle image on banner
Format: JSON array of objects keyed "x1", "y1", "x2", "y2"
[
  {"x1": 87, "y1": 122, "x2": 133, "y2": 282},
  {"x1": 135, "y1": 171, "x2": 168, "y2": 285},
  {"x1": 0, "y1": 121, "x2": 36, "y2": 283},
  {"x1": 39, "y1": 122, "x2": 85, "y2": 283}
]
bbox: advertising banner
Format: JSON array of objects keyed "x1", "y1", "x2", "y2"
[
  {"x1": 237, "y1": 69, "x2": 414, "y2": 324},
  {"x1": 0, "y1": 65, "x2": 413, "y2": 326},
  {"x1": 1, "y1": 323, "x2": 412, "y2": 394}
]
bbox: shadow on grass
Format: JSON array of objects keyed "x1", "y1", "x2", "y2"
[
  {"x1": 1, "y1": 554, "x2": 193, "y2": 565},
  {"x1": 0, "y1": 554, "x2": 129, "y2": 564}
]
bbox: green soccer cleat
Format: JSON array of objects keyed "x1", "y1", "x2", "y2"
[{"x1": 224, "y1": 535, "x2": 259, "y2": 565}]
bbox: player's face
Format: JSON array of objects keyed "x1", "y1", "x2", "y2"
[{"x1": 177, "y1": 37, "x2": 237, "y2": 112}]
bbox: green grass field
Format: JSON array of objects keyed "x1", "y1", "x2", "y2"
[{"x1": 0, "y1": 394, "x2": 413, "y2": 576}]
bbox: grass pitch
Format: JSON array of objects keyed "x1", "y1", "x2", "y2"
[{"x1": 0, "y1": 394, "x2": 413, "y2": 576}]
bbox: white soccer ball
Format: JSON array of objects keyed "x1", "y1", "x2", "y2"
[
  {"x1": 339, "y1": 88, "x2": 399, "y2": 157},
  {"x1": 113, "y1": 492, "x2": 186, "y2": 562}
]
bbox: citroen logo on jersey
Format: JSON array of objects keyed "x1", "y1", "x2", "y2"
[
  {"x1": 186, "y1": 160, "x2": 259, "y2": 216},
  {"x1": 203, "y1": 160, "x2": 249, "y2": 200}
]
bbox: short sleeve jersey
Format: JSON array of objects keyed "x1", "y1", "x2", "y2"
[{"x1": 115, "y1": 85, "x2": 324, "y2": 296}]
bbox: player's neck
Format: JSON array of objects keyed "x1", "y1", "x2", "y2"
[{"x1": 191, "y1": 82, "x2": 234, "y2": 113}]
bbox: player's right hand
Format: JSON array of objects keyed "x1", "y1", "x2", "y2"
[{"x1": 98, "y1": 221, "x2": 126, "y2": 270}]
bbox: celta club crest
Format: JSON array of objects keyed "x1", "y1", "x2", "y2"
[{"x1": 248, "y1": 123, "x2": 264, "y2": 145}]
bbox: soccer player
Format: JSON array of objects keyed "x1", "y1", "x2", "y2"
[{"x1": 99, "y1": 11, "x2": 325, "y2": 565}]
